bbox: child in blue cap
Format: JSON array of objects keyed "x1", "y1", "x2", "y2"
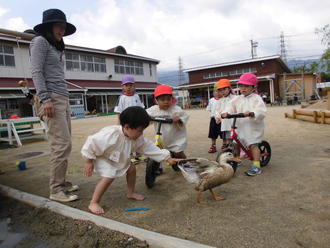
[{"x1": 114, "y1": 75, "x2": 144, "y2": 113}]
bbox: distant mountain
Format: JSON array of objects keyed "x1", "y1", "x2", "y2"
[
  {"x1": 286, "y1": 59, "x2": 320, "y2": 71},
  {"x1": 157, "y1": 70, "x2": 188, "y2": 86}
]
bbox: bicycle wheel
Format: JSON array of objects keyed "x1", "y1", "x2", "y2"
[
  {"x1": 145, "y1": 159, "x2": 160, "y2": 188},
  {"x1": 171, "y1": 164, "x2": 180, "y2": 171},
  {"x1": 259, "y1": 140, "x2": 271, "y2": 167}
]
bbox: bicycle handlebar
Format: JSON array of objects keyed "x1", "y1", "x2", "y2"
[
  {"x1": 150, "y1": 116, "x2": 173, "y2": 124},
  {"x1": 224, "y1": 112, "x2": 255, "y2": 119}
]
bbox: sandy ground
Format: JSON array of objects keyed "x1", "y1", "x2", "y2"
[{"x1": 0, "y1": 106, "x2": 330, "y2": 248}]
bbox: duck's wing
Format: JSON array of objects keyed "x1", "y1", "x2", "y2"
[
  {"x1": 178, "y1": 164, "x2": 200, "y2": 184},
  {"x1": 189, "y1": 158, "x2": 218, "y2": 174}
]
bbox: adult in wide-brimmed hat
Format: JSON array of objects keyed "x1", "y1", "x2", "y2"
[
  {"x1": 33, "y1": 8, "x2": 76, "y2": 36},
  {"x1": 30, "y1": 9, "x2": 79, "y2": 202}
]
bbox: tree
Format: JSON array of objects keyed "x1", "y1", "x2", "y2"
[
  {"x1": 316, "y1": 24, "x2": 330, "y2": 75},
  {"x1": 292, "y1": 61, "x2": 319, "y2": 73}
]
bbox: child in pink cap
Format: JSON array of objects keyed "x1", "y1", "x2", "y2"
[
  {"x1": 114, "y1": 75, "x2": 144, "y2": 113},
  {"x1": 222, "y1": 73, "x2": 267, "y2": 176}
]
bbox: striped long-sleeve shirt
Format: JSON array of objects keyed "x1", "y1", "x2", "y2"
[{"x1": 30, "y1": 36, "x2": 69, "y2": 103}]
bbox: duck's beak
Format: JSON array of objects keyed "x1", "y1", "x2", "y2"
[{"x1": 228, "y1": 157, "x2": 241, "y2": 163}]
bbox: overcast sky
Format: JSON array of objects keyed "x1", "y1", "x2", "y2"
[{"x1": 0, "y1": 0, "x2": 329, "y2": 71}]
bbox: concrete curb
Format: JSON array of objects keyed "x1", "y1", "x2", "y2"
[{"x1": 0, "y1": 184, "x2": 216, "y2": 248}]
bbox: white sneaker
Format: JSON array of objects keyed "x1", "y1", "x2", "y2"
[
  {"x1": 50, "y1": 191, "x2": 78, "y2": 202},
  {"x1": 64, "y1": 182, "x2": 80, "y2": 192}
]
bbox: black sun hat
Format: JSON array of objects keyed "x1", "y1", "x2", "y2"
[{"x1": 33, "y1": 9, "x2": 76, "y2": 36}]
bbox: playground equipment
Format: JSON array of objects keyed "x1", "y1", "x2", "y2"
[
  {"x1": 0, "y1": 117, "x2": 47, "y2": 146},
  {"x1": 285, "y1": 108, "x2": 330, "y2": 124}
]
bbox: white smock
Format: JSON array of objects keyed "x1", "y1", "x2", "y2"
[
  {"x1": 146, "y1": 105, "x2": 189, "y2": 153},
  {"x1": 224, "y1": 93, "x2": 266, "y2": 146},
  {"x1": 215, "y1": 94, "x2": 237, "y2": 131},
  {"x1": 114, "y1": 94, "x2": 145, "y2": 113},
  {"x1": 81, "y1": 125, "x2": 170, "y2": 178},
  {"x1": 206, "y1": 97, "x2": 220, "y2": 118}
]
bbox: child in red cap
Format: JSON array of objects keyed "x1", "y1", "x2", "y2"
[
  {"x1": 146, "y1": 84, "x2": 189, "y2": 172},
  {"x1": 114, "y1": 75, "x2": 144, "y2": 113},
  {"x1": 222, "y1": 73, "x2": 267, "y2": 176},
  {"x1": 215, "y1": 79, "x2": 236, "y2": 148}
]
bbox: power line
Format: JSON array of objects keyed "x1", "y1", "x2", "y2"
[{"x1": 158, "y1": 31, "x2": 324, "y2": 69}]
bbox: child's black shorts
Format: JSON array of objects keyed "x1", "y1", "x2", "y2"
[{"x1": 208, "y1": 117, "x2": 223, "y2": 139}]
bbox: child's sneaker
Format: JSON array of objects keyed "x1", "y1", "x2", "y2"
[
  {"x1": 245, "y1": 166, "x2": 262, "y2": 176},
  {"x1": 208, "y1": 145, "x2": 217, "y2": 153}
]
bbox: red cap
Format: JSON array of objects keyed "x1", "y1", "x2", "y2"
[
  {"x1": 216, "y1": 79, "x2": 231, "y2": 89},
  {"x1": 154, "y1": 84, "x2": 173, "y2": 98}
]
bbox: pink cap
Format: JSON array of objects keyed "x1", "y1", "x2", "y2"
[{"x1": 238, "y1": 73, "x2": 258, "y2": 86}]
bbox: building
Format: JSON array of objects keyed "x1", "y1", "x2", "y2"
[
  {"x1": 279, "y1": 72, "x2": 317, "y2": 104},
  {"x1": 0, "y1": 28, "x2": 159, "y2": 119},
  {"x1": 178, "y1": 55, "x2": 307, "y2": 106}
]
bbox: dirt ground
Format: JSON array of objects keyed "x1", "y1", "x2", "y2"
[
  {"x1": 0, "y1": 196, "x2": 148, "y2": 248},
  {"x1": 0, "y1": 106, "x2": 330, "y2": 248}
]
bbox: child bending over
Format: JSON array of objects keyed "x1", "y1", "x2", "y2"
[
  {"x1": 82, "y1": 106, "x2": 179, "y2": 214},
  {"x1": 222, "y1": 73, "x2": 266, "y2": 176}
]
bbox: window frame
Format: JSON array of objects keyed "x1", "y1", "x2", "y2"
[{"x1": 0, "y1": 44, "x2": 15, "y2": 67}]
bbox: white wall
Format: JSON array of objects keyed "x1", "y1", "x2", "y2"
[{"x1": 0, "y1": 44, "x2": 31, "y2": 78}]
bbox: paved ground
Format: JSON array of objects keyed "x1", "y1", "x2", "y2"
[{"x1": 0, "y1": 106, "x2": 330, "y2": 248}]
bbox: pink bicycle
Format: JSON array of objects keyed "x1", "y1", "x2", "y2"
[{"x1": 216, "y1": 113, "x2": 271, "y2": 169}]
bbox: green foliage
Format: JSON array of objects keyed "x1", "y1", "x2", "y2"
[
  {"x1": 313, "y1": 24, "x2": 330, "y2": 79},
  {"x1": 320, "y1": 48, "x2": 330, "y2": 73},
  {"x1": 292, "y1": 61, "x2": 319, "y2": 73}
]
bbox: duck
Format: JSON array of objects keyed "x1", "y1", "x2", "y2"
[{"x1": 178, "y1": 152, "x2": 238, "y2": 203}]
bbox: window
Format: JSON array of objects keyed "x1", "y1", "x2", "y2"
[
  {"x1": 149, "y1": 63, "x2": 152, "y2": 76},
  {"x1": 65, "y1": 52, "x2": 80, "y2": 71},
  {"x1": 115, "y1": 59, "x2": 144, "y2": 75},
  {"x1": 250, "y1": 67, "x2": 257, "y2": 72},
  {"x1": 202, "y1": 67, "x2": 256, "y2": 79},
  {"x1": 65, "y1": 52, "x2": 106, "y2": 73},
  {"x1": 80, "y1": 55, "x2": 94, "y2": 72},
  {"x1": 0, "y1": 45, "x2": 15, "y2": 67},
  {"x1": 94, "y1": 57, "x2": 106, "y2": 72}
]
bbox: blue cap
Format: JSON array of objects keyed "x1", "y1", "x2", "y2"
[{"x1": 122, "y1": 75, "x2": 135, "y2": 85}]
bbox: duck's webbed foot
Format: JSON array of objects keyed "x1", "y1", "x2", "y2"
[{"x1": 209, "y1": 189, "x2": 225, "y2": 201}]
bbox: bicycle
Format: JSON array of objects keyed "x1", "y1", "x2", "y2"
[
  {"x1": 145, "y1": 116, "x2": 179, "y2": 188},
  {"x1": 216, "y1": 113, "x2": 271, "y2": 170}
]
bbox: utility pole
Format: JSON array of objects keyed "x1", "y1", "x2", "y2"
[
  {"x1": 250, "y1": 40, "x2": 258, "y2": 59},
  {"x1": 280, "y1": 31, "x2": 287, "y2": 63},
  {"x1": 178, "y1": 56, "x2": 184, "y2": 85}
]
